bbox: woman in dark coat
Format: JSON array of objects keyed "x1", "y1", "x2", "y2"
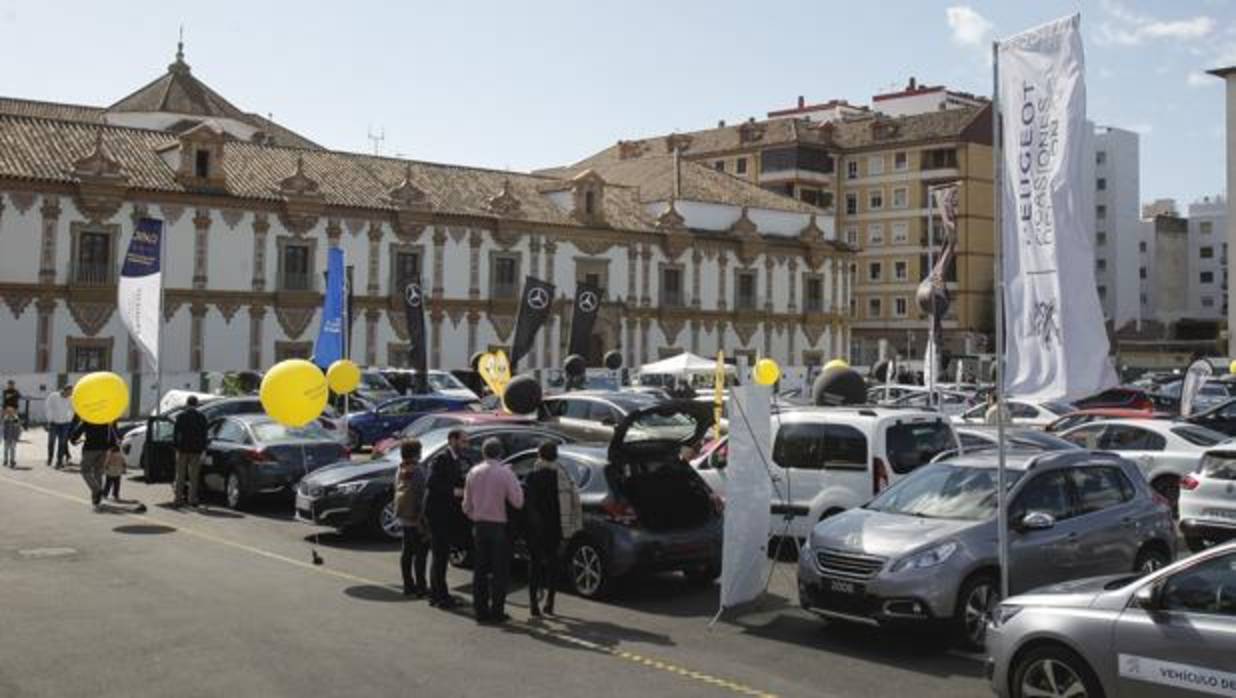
[{"x1": 523, "y1": 441, "x2": 582, "y2": 616}]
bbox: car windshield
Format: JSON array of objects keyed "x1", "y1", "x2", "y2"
[
  {"x1": 251, "y1": 422, "x2": 331, "y2": 443},
  {"x1": 361, "y1": 372, "x2": 393, "y2": 391},
  {"x1": 1172, "y1": 425, "x2": 1228, "y2": 447},
  {"x1": 1042, "y1": 401, "x2": 1075, "y2": 416},
  {"x1": 865, "y1": 463, "x2": 1023, "y2": 520},
  {"x1": 625, "y1": 409, "x2": 699, "y2": 444},
  {"x1": 885, "y1": 421, "x2": 956, "y2": 474},
  {"x1": 427, "y1": 373, "x2": 466, "y2": 391}
]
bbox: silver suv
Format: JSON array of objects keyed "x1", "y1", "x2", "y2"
[
  {"x1": 797, "y1": 450, "x2": 1177, "y2": 649},
  {"x1": 986, "y1": 541, "x2": 1236, "y2": 698}
]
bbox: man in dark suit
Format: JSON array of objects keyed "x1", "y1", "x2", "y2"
[{"x1": 425, "y1": 429, "x2": 470, "y2": 608}]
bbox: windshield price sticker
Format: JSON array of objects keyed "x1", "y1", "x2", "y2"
[{"x1": 1119, "y1": 654, "x2": 1236, "y2": 697}]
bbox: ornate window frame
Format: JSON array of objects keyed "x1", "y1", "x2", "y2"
[
  {"x1": 69, "y1": 221, "x2": 121, "y2": 285},
  {"x1": 66, "y1": 336, "x2": 114, "y2": 372},
  {"x1": 275, "y1": 235, "x2": 318, "y2": 292}
]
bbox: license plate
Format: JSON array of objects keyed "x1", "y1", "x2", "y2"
[
  {"x1": 824, "y1": 578, "x2": 861, "y2": 596},
  {"x1": 1204, "y1": 508, "x2": 1236, "y2": 521}
]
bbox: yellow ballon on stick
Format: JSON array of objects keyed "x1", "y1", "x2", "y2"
[
  {"x1": 754, "y1": 358, "x2": 781, "y2": 386},
  {"x1": 824, "y1": 358, "x2": 850, "y2": 371},
  {"x1": 479, "y1": 350, "x2": 512, "y2": 397},
  {"x1": 326, "y1": 359, "x2": 361, "y2": 394},
  {"x1": 1229, "y1": 359, "x2": 1236, "y2": 375},
  {"x1": 72, "y1": 372, "x2": 129, "y2": 425},
  {"x1": 260, "y1": 359, "x2": 328, "y2": 428}
]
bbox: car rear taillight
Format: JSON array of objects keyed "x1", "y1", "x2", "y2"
[
  {"x1": 873, "y1": 457, "x2": 890, "y2": 496},
  {"x1": 244, "y1": 449, "x2": 277, "y2": 465},
  {"x1": 1181, "y1": 475, "x2": 1200, "y2": 491},
  {"x1": 601, "y1": 497, "x2": 638, "y2": 526}
]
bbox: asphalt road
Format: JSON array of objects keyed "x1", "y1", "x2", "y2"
[{"x1": 0, "y1": 431, "x2": 992, "y2": 698}]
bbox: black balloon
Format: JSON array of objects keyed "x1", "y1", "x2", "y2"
[
  {"x1": 812, "y1": 367, "x2": 868, "y2": 406},
  {"x1": 470, "y1": 352, "x2": 486, "y2": 373},
  {"x1": 603, "y1": 350, "x2": 623, "y2": 371},
  {"x1": 502, "y1": 374, "x2": 543, "y2": 414},
  {"x1": 871, "y1": 359, "x2": 892, "y2": 383},
  {"x1": 564, "y1": 354, "x2": 586, "y2": 378}
]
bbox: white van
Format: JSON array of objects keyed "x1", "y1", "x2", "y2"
[{"x1": 693, "y1": 406, "x2": 958, "y2": 541}]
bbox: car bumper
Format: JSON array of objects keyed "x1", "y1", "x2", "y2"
[
  {"x1": 605, "y1": 518, "x2": 723, "y2": 578},
  {"x1": 295, "y1": 490, "x2": 372, "y2": 530},
  {"x1": 796, "y1": 549, "x2": 959, "y2": 625},
  {"x1": 1180, "y1": 517, "x2": 1236, "y2": 543},
  {"x1": 985, "y1": 623, "x2": 1013, "y2": 697}
]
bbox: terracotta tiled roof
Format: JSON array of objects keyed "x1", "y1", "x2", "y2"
[
  {"x1": 243, "y1": 112, "x2": 321, "y2": 150},
  {"x1": 567, "y1": 105, "x2": 990, "y2": 168},
  {"x1": 0, "y1": 114, "x2": 655, "y2": 230},
  {"x1": 0, "y1": 97, "x2": 105, "y2": 124},
  {"x1": 108, "y1": 58, "x2": 251, "y2": 122},
  {"x1": 553, "y1": 155, "x2": 821, "y2": 213}
]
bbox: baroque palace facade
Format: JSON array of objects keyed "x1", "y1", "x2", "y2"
[{"x1": 0, "y1": 48, "x2": 852, "y2": 382}]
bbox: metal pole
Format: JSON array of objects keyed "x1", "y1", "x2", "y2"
[
  {"x1": 154, "y1": 221, "x2": 166, "y2": 417},
  {"x1": 341, "y1": 253, "x2": 349, "y2": 449},
  {"x1": 992, "y1": 39, "x2": 1011, "y2": 602},
  {"x1": 926, "y1": 185, "x2": 937, "y2": 404}
]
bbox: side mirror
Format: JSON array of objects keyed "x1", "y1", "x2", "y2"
[
  {"x1": 1133, "y1": 584, "x2": 1161, "y2": 611},
  {"x1": 1018, "y1": 511, "x2": 1056, "y2": 532},
  {"x1": 600, "y1": 416, "x2": 616, "y2": 427}
]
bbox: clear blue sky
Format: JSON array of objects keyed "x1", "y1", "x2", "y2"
[{"x1": 1, "y1": 0, "x2": 1231, "y2": 206}]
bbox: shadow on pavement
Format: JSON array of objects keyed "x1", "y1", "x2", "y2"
[
  {"x1": 343, "y1": 584, "x2": 419, "y2": 603},
  {"x1": 520, "y1": 612, "x2": 676, "y2": 649},
  {"x1": 114, "y1": 524, "x2": 177, "y2": 535},
  {"x1": 304, "y1": 531, "x2": 399, "y2": 552},
  {"x1": 193, "y1": 507, "x2": 244, "y2": 519}
]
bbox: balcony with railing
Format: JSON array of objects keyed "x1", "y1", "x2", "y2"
[
  {"x1": 282, "y1": 271, "x2": 313, "y2": 292},
  {"x1": 74, "y1": 262, "x2": 112, "y2": 285}
]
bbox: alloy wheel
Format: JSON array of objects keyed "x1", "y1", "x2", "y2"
[
  {"x1": 379, "y1": 499, "x2": 402, "y2": 540},
  {"x1": 963, "y1": 581, "x2": 997, "y2": 647},
  {"x1": 226, "y1": 474, "x2": 242, "y2": 509},
  {"x1": 570, "y1": 544, "x2": 603, "y2": 597},
  {"x1": 1019, "y1": 658, "x2": 1089, "y2": 698}
]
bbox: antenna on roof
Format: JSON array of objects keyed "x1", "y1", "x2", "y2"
[
  {"x1": 672, "y1": 144, "x2": 681, "y2": 199},
  {"x1": 367, "y1": 126, "x2": 385, "y2": 156}
]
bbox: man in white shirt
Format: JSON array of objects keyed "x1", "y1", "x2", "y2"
[{"x1": 45, "y1": 386, "x2": 75, "y2": 468}]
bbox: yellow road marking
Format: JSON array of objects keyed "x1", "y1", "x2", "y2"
[{"x1": 2, "y1": 474, "x2": 777, "y2": 698}]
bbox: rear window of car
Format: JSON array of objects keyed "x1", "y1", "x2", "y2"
[
  {"x1": 1201, "y1": 454, "x2": 1236, "y2": 480},
  {"x1": 773, "y1": 423, "x2": 867, "y2": 471},
  {"x1": 885, "y1": 421, "x2": 956, "y2": 474},
  {"x1": 1172, "y1": 425, "x2": 1227, "y2": 447}
]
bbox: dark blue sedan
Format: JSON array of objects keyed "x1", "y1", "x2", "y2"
[{"x1": 345, "y1": 394, "x2": 475, "y2": 449}]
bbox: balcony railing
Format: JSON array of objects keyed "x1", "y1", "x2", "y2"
[
  {"x1": 74, "y1": 262, "x2": 111, "y2": 285},
  {"x1": 283, "y1": 272, "x2": 313, "y2": 292}
]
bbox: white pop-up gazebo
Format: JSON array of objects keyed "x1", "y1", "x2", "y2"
[{"x1": 638, "y1": 352, "x2": 732, "y2": 377}]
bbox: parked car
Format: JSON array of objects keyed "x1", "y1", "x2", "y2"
[
  {"x1": 295, "y1": 423, "x2": 571, "y2": 539},
  {"x1": 1183, "y1": 396, "x2": 1236, "y2": 436},
  {"x1": 1180, "y1": 447, "x2": 1236, "y2": 551},
  {"x1": 693, "y1": 407, "x2": 959, "y2": 541},
  {"x1": 1044, "y1": 407, "x2": 1166, "y2": 434},
  {"x1": 200, "y1": 415, "x2": 348, "y2": 510},
  {"x1": 953, "y1": 399, "x2": 1074, "y2": 428},
  {"x1": 866, "y1": 385, "x2": 928, "y2": 404},
  {"x1": 932, "y1": 426, "x2": 1080, "y2": 462},
  {"x1": 377, "y1": 368, "x2": 480, "y2": 400},
  {"x1": 1058, "y1": 419, "x2": 1227, "y2": 509},
  {"x1": 1073, "y1": 387, "x2": 1178, "y2": 414},
  {"x1": 125, "y1": 396, "x2": 265, "y2": 482},
  {"x1": 986, "y1": 541, "x2": 1236, "y2": 698},
  {"x1": 505, "y1": 400, "x2": 724, "y2": 598},
  {"x1": 345, "y1": 393, "x2": 477, "y2": 449},
  {"x1": 370, "y1": 410, "x2": 542, "y2": 457},
  {"x1": 539, "y1": 390, "x2": 670, "y2": 443},
  {"x1": 798, "y1": 449, "x2": 1177, "y2": 649},
  {"x1": 354, "y1": 369, "x2": 401, "y2": 405},
  {"x1": 1156, "y1": 377, "x2": 1236, "y2": 413},
  {"x1": 887, "y1": 389, "x2": 975, "y2": 417}
]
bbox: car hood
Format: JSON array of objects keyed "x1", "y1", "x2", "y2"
[
  {"x1": 810, "y1": 508, "x2": 985, "y2": 559},
  {"x1": 301, "y1": 456, "x2": 395, "y2": 487},
  {"x1": 1007, "y1": 574, "x2": 1135, "y2": 609}
]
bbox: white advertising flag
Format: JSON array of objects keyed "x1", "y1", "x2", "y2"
[
  {"x1": 118, "y1": 218, "x2": 163, "y2": 372},
  {"x1": 998, "y1": 14, "x2": 1117, "y2": 401},
  {"x1": 719, "y1": 384, "x2": 772, "y2": 610}
]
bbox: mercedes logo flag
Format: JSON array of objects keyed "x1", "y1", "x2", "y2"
[
  {"x1": 401, "y1": 278, "x2": 429, "y2": 392},
  {"x1": 568, "y1": 280, "x2": 603, "y2": 363},
  {"x1": 510, "y1": 275, "x2": 556, "y2": 369}
]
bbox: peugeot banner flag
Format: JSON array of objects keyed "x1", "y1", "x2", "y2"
[
  {"x1": 402, "y1": 278, "x2": 429, "y2": 392},
  {"x1": 509, "y1": 276, "x2": 556, "y2": 369},
  {"x1": 567, "y1": 281, "x2": 603, "y2": 361},
  {"x1": 118, "y1": 217, "x2": 164, "y2": 372},
  {"x1": 998, "y1": 14, "x2": 1116, "y2": 401},
  {"x1": 312, "y1": 247, "x2": 346, "y2": 369}
]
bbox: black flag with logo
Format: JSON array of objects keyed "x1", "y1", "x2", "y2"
[
  {"x1": 401, "y1": 278, "x2": 429, "y2": 393},
  {"x1": 509, "y1": 276, "x2": 556, "y2": 370},
  {"x1": 567, "y1": 281, "x2": 603, "y2": 362}
]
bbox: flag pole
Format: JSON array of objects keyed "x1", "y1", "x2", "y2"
[
  {"x1": 992, "y1": 38, "x2": 1010, "y2": 602},
  {"x1": 154, "y1": 221, "x2": 165, "y2": 418}
]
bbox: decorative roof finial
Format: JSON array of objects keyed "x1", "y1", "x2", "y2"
[{"x1": 170, "y1": 25, "x2": 190, "y2": 73}]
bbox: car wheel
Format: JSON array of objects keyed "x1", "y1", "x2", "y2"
[
  {"x1": 568, "y1": 540, "x2": 610, "y2": 599},
  {"x1": 1134, "y1": 545, "x2": 1170, "y2": 574},
  {"x1": 1184, "y1": 535, "x2": 1208, "y2": 553},
  {"x1": 372, "y1": 497, "x2": 402, "y2": 541},
  {"x1": 1011, "y1": 645, "x2": 1104, "y2": 698},
  {"x1": 1151, "y1": 475, "x2": 1181, "y2": 515},
  {"x1": 225, "y1": 472, "x2": 247, "y2": 511},
  {"x1": 953, "y1": 573, "x2": 999, "y2": 651},
  {"x1": 684, "y1": 563, "x2": 721, "y2": 587},
  {"x1": 347, "y1": 429, "x2": 362, "y2": 452}
]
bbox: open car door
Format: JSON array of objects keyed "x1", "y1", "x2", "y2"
[{"x1": 142, "y1": 414, "x2": 176, "y2": 483}]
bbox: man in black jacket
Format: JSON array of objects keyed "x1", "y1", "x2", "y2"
[
  {"x1": 172, "y1": 396, "x2": 209, "y2": 508},
  {"x1": 70, "y1": 420, "x2": 118, "y2": 509},
  {"x1": 425, "y1": 429, "x2": 470, "y2": 608}
]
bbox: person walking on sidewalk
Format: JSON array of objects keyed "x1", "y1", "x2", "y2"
[
  {"x1": 44, "y1": 386, "x2": 75, "y2": 468},
  {"x1": 172, "y1": 396, "x2": 209, "y2": 508},
  {"x1": 462, "y1": 437, "x2": 523, "y2": 624},
  {"x1": 70, "y1": 420, "x2": 119, "y2": 509},
  {"x1": 393, "y1": 439, "x2": 430, "y2": 597},
  {"x1": 523, "y1": 441, "x2": 582, "y2": 617},
  {"x1": 2, "y1": 380, "x2": 21, "y2": 413},
  {"x1": 102, "y1": 443, "x2": 126, "y2": 500},
  {"x1": 2, "y1": 407, "x2": 21, "y2": 468},
  {"x1": 425, "y1": 429, "x2": 470, "y2": 609}
]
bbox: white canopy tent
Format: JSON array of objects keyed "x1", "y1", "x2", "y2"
[{"x1": 638, "y1": 352, "x2": 735, "y2": 377}]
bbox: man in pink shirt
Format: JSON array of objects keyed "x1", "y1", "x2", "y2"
[{"x1": 463, "y1": 437, "x2": 524, "y2": 623}]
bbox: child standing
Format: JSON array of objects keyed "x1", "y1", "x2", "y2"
[
  {"x1": 2, "y1": 407, "x2": 21, "y2": 467},
  {"x1": 102, "y1": 444, "x2": 125, "y2": 500}
]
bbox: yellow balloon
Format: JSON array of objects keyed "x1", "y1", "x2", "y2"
[
  {"x1": 326, "y1": 359, "x2": 361, "y2": 394},
  {"x1": 754, "y1": 358, "x2": 781, "y2": 386},
  {"x1": 824, "y1": 358, "x2": 850, "y2": 371},
  {"x1": 260, "y1": 359, "x2": 328, "y2": 428},
  {"x1": 1229, "y1": 359, "x2": 1236, "y2": 375},
  {"x1": 71, "y1": 372, "x2": 129, "y2": 425}
]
